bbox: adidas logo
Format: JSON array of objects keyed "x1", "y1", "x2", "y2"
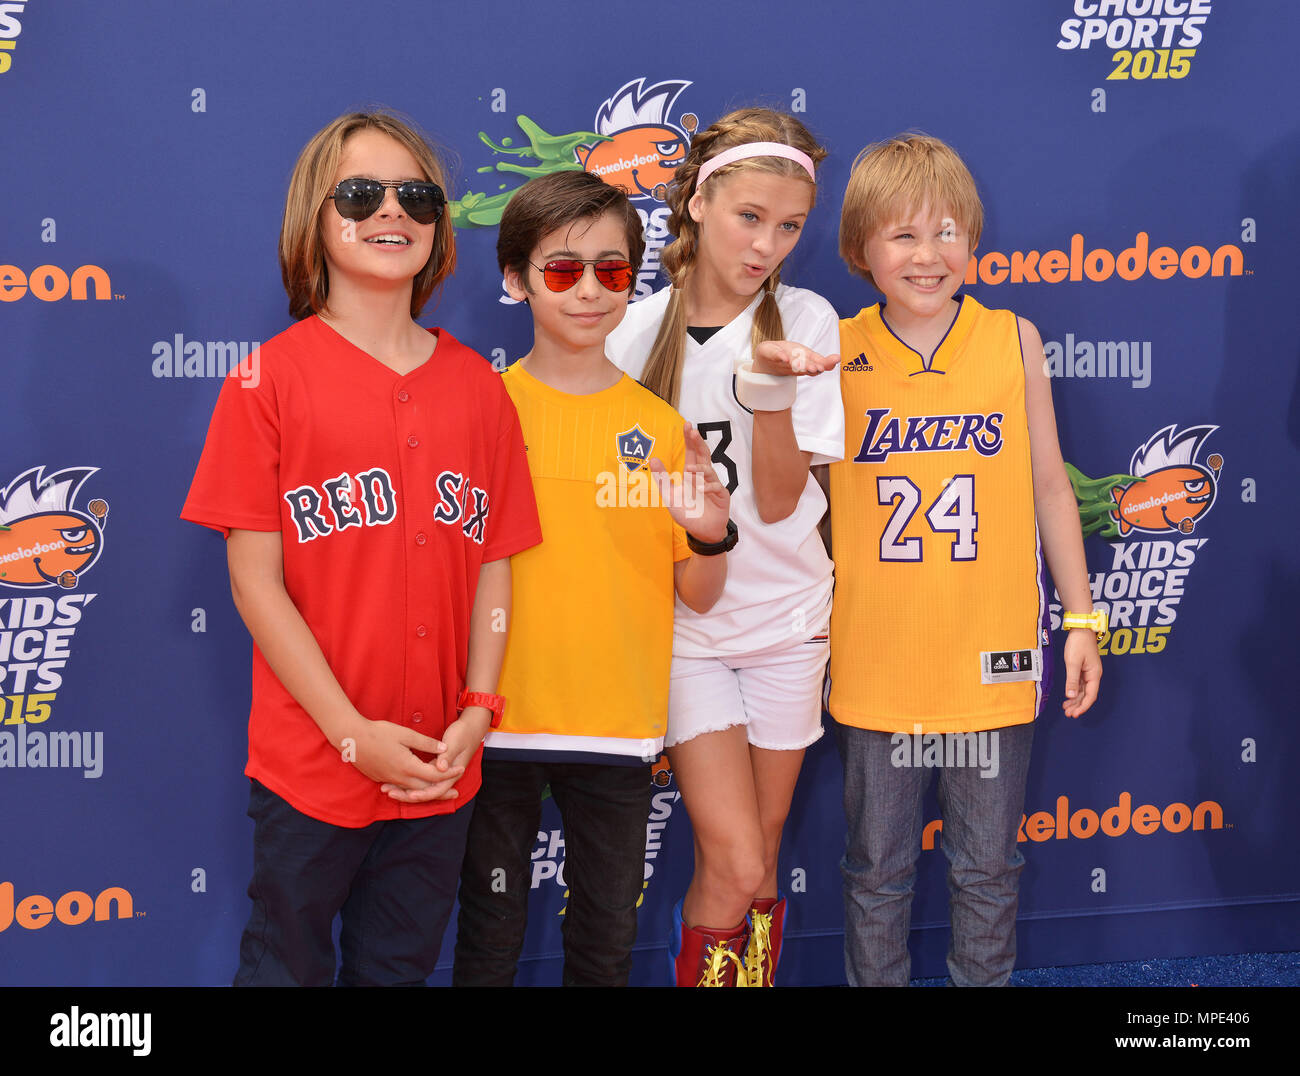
[
  {"x1": 993, "y1": 656, "x2": 1009, "y2": 670},
  {"x1": 843, "y1": 352, "x2": 874, "y2": 372}
]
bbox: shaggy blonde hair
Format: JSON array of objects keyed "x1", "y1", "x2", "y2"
[
  {"x1": 279, "y1": 110, "x2": 456, "y2": 320},
  {"x1": 839, "y1": 133, "x2": 983, "y2": 286}
]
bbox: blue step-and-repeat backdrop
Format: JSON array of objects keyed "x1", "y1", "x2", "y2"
[{"x1": 2, "y1": 1, "x2": 1297, "y2": 986}]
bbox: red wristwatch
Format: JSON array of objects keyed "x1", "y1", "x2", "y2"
[{"x1": 457, "y1": 690, "x2": 505, "y2": 729}]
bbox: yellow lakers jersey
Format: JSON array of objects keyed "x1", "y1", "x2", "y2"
[
  {"x1": 829, "y1": 296, "x2": 1049, "y2": 734},
  {"x1": 491, "y1": 363, "x2": 690, "y2": 758}
]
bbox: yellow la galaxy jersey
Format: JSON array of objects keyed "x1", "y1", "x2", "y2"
[
  {"x1": 489, "y1": 363, "x2": 691, "y2": 763},
  {"x1": 829, "y1": 296, "x2": 1051, "y2": 734}
]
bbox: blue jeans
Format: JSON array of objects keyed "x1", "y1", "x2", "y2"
[
  {"x1": 835, "y1": 721, "x2": 1034, "y2": 987},
  {"x1": 234, "y1": 780, "x2": 472, "y2": 987},
  {"x1": 453, "y1": 758, "x2": 652, "y2": 987}
]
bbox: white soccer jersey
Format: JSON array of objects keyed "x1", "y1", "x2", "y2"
[{"x1": 607, "y1": 284, "x2": 845, "y2": 656}]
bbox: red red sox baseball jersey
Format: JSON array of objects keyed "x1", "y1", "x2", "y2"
[{"x1": 182, "y1": 317, "x2": 542, "y2": 827}]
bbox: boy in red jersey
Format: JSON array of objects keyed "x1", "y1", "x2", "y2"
[
  {"x1": 827, "y1": 134, "x2": 1103, "y2": 986},
  {"x1": 182, "y1": 111, "x2": 541, "y2": 986},
  {"x1": 447, "y1": 170, "x2": 734, "y2": 986}
]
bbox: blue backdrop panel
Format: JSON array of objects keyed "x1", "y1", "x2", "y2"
[{"x1": 1, "y1": 0, "x2": 1296, "y2": 985}]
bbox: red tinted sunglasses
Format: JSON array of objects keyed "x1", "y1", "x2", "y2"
[{"x1": 530, "y1": 258, "x2": 635, "y2": 293}]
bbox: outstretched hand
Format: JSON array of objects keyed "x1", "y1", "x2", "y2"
[
  {"x1": 753, "y1": 339, "x2": 840, "y2": 377},
  {"x1": 649, "y1": 424, "x2": 730, "y2": 543}
]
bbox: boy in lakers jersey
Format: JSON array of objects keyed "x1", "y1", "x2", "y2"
[
  {"x1": 451, "y1": 171, "x2": 733, "y2": 986},
  {"x1": 829, "y1": 135, "x2": 1103, "y2": 986}
]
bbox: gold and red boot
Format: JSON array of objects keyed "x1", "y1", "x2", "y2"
[
  {"x1": 669, "y1": 900, "x2": 750, "y2": 987},
  {"x1": 744, "y1": 895, "x2": 786, "y2": 986}
]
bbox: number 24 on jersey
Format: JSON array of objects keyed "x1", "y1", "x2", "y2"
[{"x1": 878, "y1": 475, "x2": 978, "y2": 561}]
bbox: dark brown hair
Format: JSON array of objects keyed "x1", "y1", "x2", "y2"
[{"x1": 496, "y1": 170, "x2": 644, "y2": 289}]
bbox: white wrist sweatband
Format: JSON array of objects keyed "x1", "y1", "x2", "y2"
[{"x1": 735, "y1": 361, "x2": 797, "y2": 411}]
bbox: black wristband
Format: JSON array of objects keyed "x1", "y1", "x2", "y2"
[{"x1": 687, "y1": 518, "x2": 738, "y2": 556}]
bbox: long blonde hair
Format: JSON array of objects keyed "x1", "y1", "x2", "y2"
[
  {"x1": 279, "y1": 110, "x2": 457, "y2": 321},
  {"x1": 640, "y1": 108, "x2": 826, "y2": 407}
]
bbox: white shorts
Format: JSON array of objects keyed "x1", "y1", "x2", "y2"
[{"x1": 666, "y1": 634, "x2": 830, "y2": 751}]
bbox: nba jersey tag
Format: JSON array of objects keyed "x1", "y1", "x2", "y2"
[{"x1": 981, "y1": 649, "x2": 1042, "y2": 684}]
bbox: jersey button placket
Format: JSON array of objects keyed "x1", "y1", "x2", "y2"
[
  {"x1": 395, "y1": 381, "x2": 438, "y2": 757},
  {"x1": 398, "y1": 395, "x2": 426, "y2": 735}
]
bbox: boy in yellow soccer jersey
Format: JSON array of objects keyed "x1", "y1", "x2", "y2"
[
  {"x1": 828, "y1": 135, "x2": 1102, "y2": 986},
  {"x1": 450, "y1": 171, "x2": 734, "y2": 986}
]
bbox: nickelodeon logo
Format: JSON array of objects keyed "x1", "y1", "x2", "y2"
[
  {"x1": 922, "y1": 791, "x2": 1223, "y2": 850},
  {"x1": 0, "y1": 264, "x2": 113, "y2": 302},
  {"x1": 0, "y1": 880, "x2": 134, "y2": 932},
  {"x1": 588, "y1": 151, "x2": 667, "y2": 178},
  {"x1": 965, "y1": 233, "x2": 1243, "y2": 286}
]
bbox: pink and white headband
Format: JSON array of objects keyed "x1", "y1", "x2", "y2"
[{"x1": 695, "y1": 142, "x2": 817, "y2": 189}]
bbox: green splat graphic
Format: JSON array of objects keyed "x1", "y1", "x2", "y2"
[
  {"x1": 1066, "y1": 462, "x2": 1141, "y2": 539},
  {"x1": 449, "y1": 115, "x2": 609, "y2": 229}
]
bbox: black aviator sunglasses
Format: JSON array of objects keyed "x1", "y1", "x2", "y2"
[{"x1": 328, "y1": 178, "x2": 446, "y2": 225}]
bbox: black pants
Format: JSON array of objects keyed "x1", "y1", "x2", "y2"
[
  {"x1": 234, "y1": 779, "x2": 472, "y2": 987},
  {"x1": 453, "y1": 758, "x2": 652, "y2": 987}
]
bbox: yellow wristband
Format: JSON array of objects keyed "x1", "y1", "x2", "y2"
[{"x1": 1062, "y1": 609, "x2": 1107, "y2": 635}]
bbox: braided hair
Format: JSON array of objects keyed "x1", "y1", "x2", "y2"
[{"x1": 640, "y1": 108, "x2": 826, "y2": 408}]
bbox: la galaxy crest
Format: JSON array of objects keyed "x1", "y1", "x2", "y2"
[{"x1": 616, "y1": 425, "x2": 655, "y2": 473}]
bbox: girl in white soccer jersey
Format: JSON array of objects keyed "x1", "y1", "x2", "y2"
[{"x1": 606, "y1": 107, "x2": 843, "y2": 987}]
